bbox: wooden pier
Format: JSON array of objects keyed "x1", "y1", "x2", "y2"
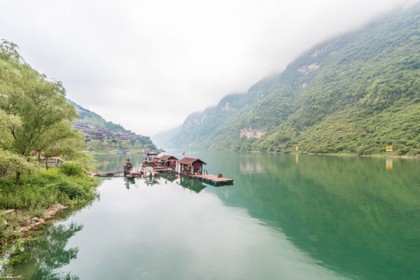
[
  {"x1": 192, "y1": 174, "x2": 234, "y2": 186},
  {"x1": 95, "y1": 171, "x2": 125, "y2": 177}
]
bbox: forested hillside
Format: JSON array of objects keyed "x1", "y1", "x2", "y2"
[
  {"x1": 69, "y1": 100, "x2": 156, "y2": 152},
  {"x1": 70, "y1": 100, "x2": 126, "y2": 133},
  {"x1": 159, "y1": 5, "x2": 419, "y2": 156}
]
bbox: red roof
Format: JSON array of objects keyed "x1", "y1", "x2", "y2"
[{"x1": 179, "y1": 157, "x2": 206, "y2": 165}]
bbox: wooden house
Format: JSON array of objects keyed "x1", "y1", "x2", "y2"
[
  {"x1": 176, "y1": 157, "x2": 206, "y2": 176},
  {"x1": 159, "y1": 155, "x2": 179, "y2": 170}
]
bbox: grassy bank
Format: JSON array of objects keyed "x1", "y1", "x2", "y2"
[
  {"x1": 0, "y1": 163, "x2": 100, "y2": 255},
  {"x1": 293, "y1": 151, "x2": 420, "y2": 159}
]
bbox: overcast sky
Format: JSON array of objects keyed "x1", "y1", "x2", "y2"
[{"x1": 0, "y1": 0, "x2": 418, "y2": 135}]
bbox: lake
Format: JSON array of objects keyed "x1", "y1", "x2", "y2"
[{"x1": 6, "y1": 152, "x2": 420, "y2": 279}]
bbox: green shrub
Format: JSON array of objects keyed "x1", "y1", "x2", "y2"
[
  {"x1": 0, "y1": 216, "x2": 5, "y2": 232},
  {"x1": 57, "y1": 182, "x2": 91, "y2": 200},
  {"x1": 59, "y1": 163, "x2": 83, "y2": 176},
  {"x1": 0, "y1": 168, "x2": 98, "y2": 210}
]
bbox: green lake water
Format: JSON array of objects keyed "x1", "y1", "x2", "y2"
[{"x1": 6, "y1": 152, "x2": 420, "y2": 279}]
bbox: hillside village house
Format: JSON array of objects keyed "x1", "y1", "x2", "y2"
[{"x1": 176, "y1": 157, "x2": 206, "y2": 176}]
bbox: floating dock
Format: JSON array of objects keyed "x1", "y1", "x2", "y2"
[{"x1": 192, "y1": 174, "x2": 234, "y2": 186}]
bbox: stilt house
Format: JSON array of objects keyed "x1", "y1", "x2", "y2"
[
  {"x1": 176, "y1": 157, "x2": 206, "y2": 176},
  {"x1": 159, "y1": 155, "x2": 179, "y2": 170}
]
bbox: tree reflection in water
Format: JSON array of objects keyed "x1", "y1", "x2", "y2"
[{"x1": 10, "y1": 223, "x2": 82, "y2": 280}]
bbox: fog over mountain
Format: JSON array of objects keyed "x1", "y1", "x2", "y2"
[{"x1": 1, "y1": 0, "x2": 418, "y2": 135}]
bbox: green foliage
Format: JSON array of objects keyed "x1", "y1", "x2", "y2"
[
  {"x1": 0, "y1": 41, "x2": 101, "y2": 254},
  {"x1": 0, "y1": 168, "x2": 99, "y2": 253},
  {"x1": 0, "y1": 149, "x2": 35, "y2": 179},
  {"x1": 0, "y1": 109, "x2": 22, "y2": 150},
  {"x1": 0, "y1": 41, "x2": 78, "y2": 156},
  {"x1": 57, "y1": 183, "x2": 91, "y2": 200},
  {"x1": 0, "y1": 168, "x2": 98, "y2": 209},
  {"x1": 59, "y1": 163, "x2": 83, "y2": 177},
  {"x1": 0, "y1": 40, "x2": 86, "y2": 182},
  {"x1": 70, "y1": 100, "x2": 126, "y2": 132},
  {"x1": 164, "y1": 6, "x2": 420, "y2": 156}
]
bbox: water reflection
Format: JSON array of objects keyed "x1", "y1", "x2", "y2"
[
  {"x1": 178, "y1": 176, "x2": 206, "y2": 193},
  {"x1": 201, "y1": 152, "x2": 420, "y2": 280},
  {"x1": 99, "y1": 152, "x2": 420, "y2": 280},
  {"x1": 6, "y1": 153, "x2": 420, "y2": 280},
  {"x1": 126, "y1": 173, "x2": 208, "y2": 193},
  {"x1": 160, "y1": 172, "x2": 177, "y2": 183},
  {"x1": 123, "y1": 176, "x2": 163, "y2": 188},
  {"x1": 10, "y1": 223, "x2": 82, "y2": 280},
  {"x1": 124, "y1": 177, "x2": 135, "y2": 189},
  {"x1": 386, "y1": 157, "x2": 393, "y2": 170},
  {"x1": 122, "y1": 173, "x2": 208, "y2": 193},
  {"x1": 57, "y1": 178, "x2": 348, "y2": 279},
  {"x1": 239, "y1": 160, "x2": 264, "y2": 174}
]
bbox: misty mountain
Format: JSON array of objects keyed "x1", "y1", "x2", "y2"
[{"x1": 156, "y1": 5, "x2": 419, "y2": 156}]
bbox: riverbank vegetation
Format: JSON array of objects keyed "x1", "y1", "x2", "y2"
[
  {"x1": 0, "y1": 41, "x2": 99, "y2": 254},
  {"x1": 0, "y1": 165, "x2": 98, "y2": 253}
]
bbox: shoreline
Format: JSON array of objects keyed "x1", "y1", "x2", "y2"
[
  {"x1": 87, "y1": 148, "x2": 419, "y2": 160},
  {"x1": 297, "y1": 152, "x2": 420, "y2": 160},
  {"x1": 1, "y1": 203, "x2": 69, "y2": 249},
  {"x1": 0, "y1": 203, "x2": 72, "y2": 278},
  {"x1": 18, "y1": 203, "x2": 69, "y2": 233},
  {"x1": 238, "y1": 149, "x2": 420, "y2": 159}
]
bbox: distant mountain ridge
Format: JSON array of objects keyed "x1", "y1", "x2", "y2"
[
  {"x1": 68, "y1": 100, "x2": 155, "y2": 148},
  {"x1": 155, "y1": 5, "x2": 420, "y2": 156}
]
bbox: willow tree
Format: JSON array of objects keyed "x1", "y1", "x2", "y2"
[
  {"x1": 0, "y1": 109, "x2": 33, "y2": 181},
  {"x1": 34, "y1": 120, "x2": 86, "y2": 169},
  {"x1": 0, "y1": 40, "x2": 82, "y2": 181}
]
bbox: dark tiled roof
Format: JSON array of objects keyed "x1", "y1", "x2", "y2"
[
  {"x1": 159, "y1": 155, "x2": 179, "y2": 161},
  {"x1": 179, "y1": 157, "x2": 206, "y2": 165}
]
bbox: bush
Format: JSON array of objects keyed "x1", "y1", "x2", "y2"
[
  {"x1": 57, "y1": 182, "x2": 92, "y2": 200},
  {"x1": 59, "y1": 163, "x2": 83, "y2": 176},
  {"x1": 0, "y1": 168, "x2": 98, "y2": 210}
]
